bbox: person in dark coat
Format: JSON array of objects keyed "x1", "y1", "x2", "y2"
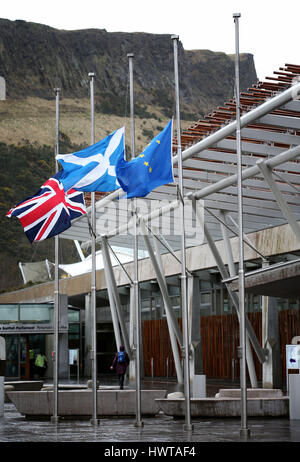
[{"x1": 110, "y1": 345, "x2": 130, "y2": 390}]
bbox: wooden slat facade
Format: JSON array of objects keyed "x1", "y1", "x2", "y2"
[{"x1": 142, "y1": 310, "x2": 300, "y2": 381}]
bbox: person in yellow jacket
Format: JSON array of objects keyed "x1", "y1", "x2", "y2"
[{"x1": 35, "y1": 352, "x2": 48, "y2": 378}]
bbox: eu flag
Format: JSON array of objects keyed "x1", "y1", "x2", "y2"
[{"x1": 116, "y1": 120, "x2": 174, "y2": 198}]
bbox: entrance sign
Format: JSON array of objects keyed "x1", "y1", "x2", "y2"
[
  {"x1": 69, "y1": 349, "x2": 79, "y2": 383},
  {"x1": 286, "y1": 344, "x2": 300, "y2": 393},
  {"x1": 0, "y1": 322, "x2": 68, "y2": 334},
  {"x1": 286, "y1": 344, "x2": 300, "y2": 370},
  {"x1": 69, "y1": 349, "x2": 79, "y2": 365}
]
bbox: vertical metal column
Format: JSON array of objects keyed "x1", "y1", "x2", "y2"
[
  {"x1": 129, "y1": 284, "x2": 136, "y2": 384},
  {"x1": 51, "y1": 87, "x2": 60, "y2": 424},
  {"x1": 89, "y1": 72, "x2": 99, "y2": 426},
  {"x1": 171, "y1": 35, "x2": 193, "y2": 431},
  {"x1": 127, "y1": 53, "x2": 143, "y2": 428},
  {"x1": 233, "y1": 13, "x2": 250, "y2": 437}
]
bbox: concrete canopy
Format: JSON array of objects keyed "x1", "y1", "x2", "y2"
[
  {"x1": 225, "y1": 258, "x2": 300, "y2": 298},
  {"x1": 58, "y1": 64, "x2": 300, "y2": 270}
]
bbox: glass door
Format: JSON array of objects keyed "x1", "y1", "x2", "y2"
[
  {"x1": 20, "y1": 335, "x2": 30, "y2": 379},
  {"x1": 5, "y1": 336, "x2": 18, "y2": 378}
]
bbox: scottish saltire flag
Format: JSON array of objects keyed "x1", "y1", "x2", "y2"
[
  {"x1": 116, "y1": 120, "x2": 174, "y2": 198},
  {"x1": 56, "y1": 127, "x2": 125, "y2": 192},
  {"x1": 6, "y1": 172, "x2": 86, "y2": 243}
]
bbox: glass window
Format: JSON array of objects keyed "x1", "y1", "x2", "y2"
[
  {"x1": 68, "y1": 309, "x2": 80, "y2": 322},
  {"x1": 5, "y1": 336, "x2": 18, "y2": 377},
  {"x1": 289, "y1": 299, "x2": 299, "y2": 310},
  {"x1": 171, "y1": 296, "x2": 181, "y2": 307},
  {"x1": 253, "y1": 295, "x2": 261, "y2": 312},
  {"x1": 200, "y1": 292, "x2": 211, "y2": 305},
  {"x1": 141, "y1": 299, "x2": 151, "y2": 320},
  {"x1": 276, "y1": 298, "x2": 288, "y2": 311},
  {"x1": 0, "y1": 304, "x2": 18, "y2": 321},
  {"x1": 200, "y1": 281, "x2": 212, "y2": 291},
  {"x1": 68, "y1": 323, "x2": 80, "y2": 334},
  {"x1": 68, "y1": 323, "x2": 80, "y2": 349},
  {"x1": 20, "y1": 304, "x2": 53, "y2": 322},
  {"x1": 223, "y1": 291, "x2": 231, "y2": 313}
]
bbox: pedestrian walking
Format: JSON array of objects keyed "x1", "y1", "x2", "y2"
[{"x1": 110, "y1": 345, "x2": 130, "y2": 390}]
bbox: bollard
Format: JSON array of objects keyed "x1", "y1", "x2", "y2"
[{"x1": 289, "y1": 374, "x2": 300, "y2": 420}]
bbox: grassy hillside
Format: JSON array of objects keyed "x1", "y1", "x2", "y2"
[{"x1": 0, "y1": 96, "x2": 194, "y2": 151}]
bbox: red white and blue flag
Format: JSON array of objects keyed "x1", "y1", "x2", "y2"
[{"x1": 6, "y1": 172, "x2": 86, "y2": 243}]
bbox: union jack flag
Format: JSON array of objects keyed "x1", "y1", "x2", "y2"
[{"x1": 6, "y1": 173, "x2": 86, "y2": 243}]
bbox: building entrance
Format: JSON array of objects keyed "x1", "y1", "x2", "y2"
[{"x1": 5, "y1": 334, "x2": 45, "y2": 379}]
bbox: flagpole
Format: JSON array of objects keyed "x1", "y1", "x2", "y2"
[
  {"x1": 51, "y1": 87, "x2": 60, "y2": 424},
  {"x1": 127, "y1": 53, "x2": 143, "y2": 428},
  {"x1": 233, "y1": 13, "x2": 250, "y2": 438},
  {"x1": 171, "y1": 35, "x2": 193, "y2": 432},
  {"x1": 89, "y1": 72, "x2": 99, "y2": 426}
]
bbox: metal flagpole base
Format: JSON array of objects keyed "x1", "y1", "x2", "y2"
[
  {"x1": 183, "y1": 423, "x2": 194, "y2": 432},
  {"x1": 50, "y1": 416, "x2": 60, "y2": 424},
  {"x1": 240, "y1": 428, "x2": 251, "y2": 437},
  {"x1": 90, "y1": 418, "x2": 100, "y2": 426},
  {"x1": 134, "y1": 420, "x2": 144, "y2": 428}
]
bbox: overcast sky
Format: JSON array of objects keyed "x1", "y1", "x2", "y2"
[{"x1": 1, "y1": 0, "x2": 299, "y2": 81}]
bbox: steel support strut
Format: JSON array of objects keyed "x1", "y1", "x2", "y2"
[
  {"x1": 101, "y1": 236, "x2": 131, "y2": 356},
  {"x1": 140, "y1": 220, "x2": 183, "y2": 385},
  {"x1": 257, "y1": 159, "x2": 300, "y2": 244},
  {"x1": 191, "y1": 198, "x2": 266, "y2": 366}
]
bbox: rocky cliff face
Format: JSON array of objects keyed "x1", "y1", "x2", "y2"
[{"x1": 0, "y1": 19, "x2": 257, "y2": 118}]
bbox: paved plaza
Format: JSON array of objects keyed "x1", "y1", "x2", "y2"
[
  {"x1": 1, "y1": 401, "x2": 300, "y2": 443},
  {"x1": 0, "y1": 379, "x2": 299, "y2": 455}
]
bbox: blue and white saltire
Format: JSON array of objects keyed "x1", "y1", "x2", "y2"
[{"x1": 56, "y1": 127, "x2": 125, "y2": 192}]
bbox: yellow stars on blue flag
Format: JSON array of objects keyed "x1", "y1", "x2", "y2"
[{"x1": 115, "y1": 120, "x2": 174, "y2": 198}]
